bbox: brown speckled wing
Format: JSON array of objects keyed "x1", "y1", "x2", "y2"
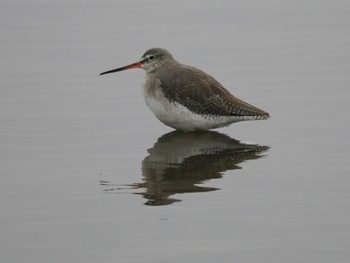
[{"x1": 158, "y1": 65, "x2": 269, "y2": 118}]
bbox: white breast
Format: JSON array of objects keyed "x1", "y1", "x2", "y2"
[{"x1": 143, "y1": 84, "x2": 240, "y2": 131}]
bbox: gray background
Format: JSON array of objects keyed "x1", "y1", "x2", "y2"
[{"x1": 1, "y1": 0, "x2": 349, "y2": 262}]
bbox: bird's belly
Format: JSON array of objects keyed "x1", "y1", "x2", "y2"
[{"x1": 144, "y1": 90, "x2": 237, "y2": 131}]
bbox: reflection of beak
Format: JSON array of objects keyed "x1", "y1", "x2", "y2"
[{"x1": 100, "y1": 59, "x2": 145, "y2": 76}]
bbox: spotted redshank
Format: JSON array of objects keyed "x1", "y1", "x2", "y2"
[{"x1": 100, "y1": 48, "x2": 269, "y2": 131}]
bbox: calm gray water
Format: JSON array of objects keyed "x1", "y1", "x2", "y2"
[{"x1": 1, "y1": 0, "x2": 349, "y2": 262}]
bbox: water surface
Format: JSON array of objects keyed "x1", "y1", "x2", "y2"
[{"x1": 1, "y1": 1, "x2": 349, "y2": 262}]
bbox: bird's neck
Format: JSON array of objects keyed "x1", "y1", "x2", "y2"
[{"x1": 145, "y1": 59, "x2": 178, "y2": 74}]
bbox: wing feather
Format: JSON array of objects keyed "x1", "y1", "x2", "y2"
[{"x1": 158, "y1": 65, "x2": 269, "y2": 118}]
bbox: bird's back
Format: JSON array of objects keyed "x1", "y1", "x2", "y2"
[{"x1": 153, "y1": 63, "x2": 270, "y2": 120}]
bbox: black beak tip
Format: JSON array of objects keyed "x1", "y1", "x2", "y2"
[{"x1": 100, "y1": 71, "x2": 109, "y2": 76}]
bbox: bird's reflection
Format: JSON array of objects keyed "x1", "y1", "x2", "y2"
[{"x1": 101, "y1": 131, "x2": 269, "y2": 206}]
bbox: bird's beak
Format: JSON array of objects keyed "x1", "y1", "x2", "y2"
[{"x1": 100, "y1": 59, "x2": 145, "y2": 76}]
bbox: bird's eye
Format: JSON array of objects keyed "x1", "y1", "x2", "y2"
[{"x1": 149, "y1": 55, "x2": 155, "y2": 60}]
